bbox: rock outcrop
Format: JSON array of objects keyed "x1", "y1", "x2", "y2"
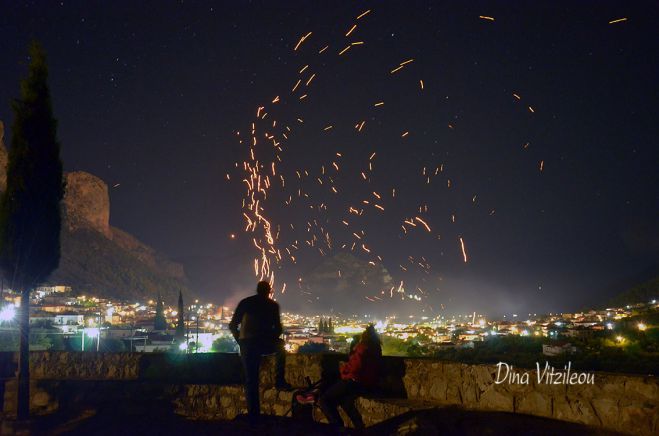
[
  {"x1": 63, "y1": 171, "x2": 111, "y2": 238},
  {"x1": 0, "y1": 119, "x2": 191, "y2": 302}
]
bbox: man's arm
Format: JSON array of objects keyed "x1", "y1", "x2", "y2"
[{"x1": 229, "y1": 301, "x2": 244, "y2": 341}]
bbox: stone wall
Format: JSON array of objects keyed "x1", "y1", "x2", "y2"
[
  {"x1": 0, "y1": 352, "x2": 656, "y2": 435},
  {"x1": 402, "y1": 360, "x2": 657, "y2": 436},
  {"x1": 29, "y1": 351, "x2": 142, "y2": 380}
]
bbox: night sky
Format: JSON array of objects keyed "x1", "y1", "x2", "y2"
[{"x1": 1, "y1": 1, "x2": 657, "y2": 317}]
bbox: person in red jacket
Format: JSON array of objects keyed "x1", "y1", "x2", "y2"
[{"x1": 319, "y1": 324, "x2": 382, "y2": 429}]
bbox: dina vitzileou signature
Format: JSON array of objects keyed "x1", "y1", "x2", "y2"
[{"x1": 495, "y1": 362, "x2": 595, "y2": 385}]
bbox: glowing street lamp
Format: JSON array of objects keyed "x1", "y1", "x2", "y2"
[
  {"x1": 0, "y1": 304, "x2": 16, "y2": 322},
  {"x1": 82, "y1": 328, "x2": 100, "y2": 352}
]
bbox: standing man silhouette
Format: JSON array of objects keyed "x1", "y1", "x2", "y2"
[{"x1": 229, "y1": 280, "x2": 291, "y2": 424}]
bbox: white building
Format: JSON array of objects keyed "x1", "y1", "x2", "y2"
[{"x1": 542, "y1": 343, "x2": 577, "y2": 356}]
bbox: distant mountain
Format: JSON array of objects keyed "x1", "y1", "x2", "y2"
[
  {"x1": 0, "y1": 121, "x2": 192, "y2": 303},
  {"x1": 607, "y1": 275, "x2": 659, "y2": 308},
  {"x1": 51, "y1": 225, "x2": 190, "y2": 303}
]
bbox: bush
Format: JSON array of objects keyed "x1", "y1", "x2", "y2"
[{"x1": 211, "y1": 336, "x2": 238, "y2": 353}]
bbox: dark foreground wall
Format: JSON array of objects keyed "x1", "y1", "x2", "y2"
[{"x1": 0, "y1": 352, "x2": 656, "y2": 435}]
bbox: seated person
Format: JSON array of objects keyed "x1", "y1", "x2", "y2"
[{"x1": 319, "y1": 325, "x2": 382, "y2": 429}]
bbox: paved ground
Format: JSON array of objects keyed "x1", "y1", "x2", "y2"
[{"x1": 3, "y1": 405, "x2": 621, "y2": 436}]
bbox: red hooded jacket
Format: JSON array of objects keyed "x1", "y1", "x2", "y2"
[{"x1": 340, "y1": 342, "x2": 382, "y2": 388}]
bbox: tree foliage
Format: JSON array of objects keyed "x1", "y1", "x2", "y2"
[
  {"x1": 211, "y1": 336, "x2": 238, "y2": 353},
  {"x1": 154, "y1": 292, "x2": 167, "y2": 331},
  {"x1": 0, "y1": 41, "x2": 64, "y2": 291},
  {"x1": 175, "y1": 290, "x2": 185, "y2": 340},
  {"x1": 298, "y1": 341, "x2": 328, "y2": 354}
]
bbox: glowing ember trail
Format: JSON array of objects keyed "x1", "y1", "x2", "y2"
[{"x1": 459, "y1": 237, "x2": 468, "y2": 263}]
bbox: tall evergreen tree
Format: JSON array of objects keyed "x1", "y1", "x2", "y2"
[
  {"x1": 175, "y1": 290, "x2": 185, "y2": 341},
  {"x1": 328, "y1": 317, "x2": 333, "y2": 333},
  {"x1": 0, "y1": 42, "x2": 64, "y2": 420},
  {"x1": 154, "y1": 292, "x2": 168, "y2": 331}
]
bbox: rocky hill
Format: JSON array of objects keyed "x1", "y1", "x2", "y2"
[{"x1": 0, "y1": 120, "x2": 191, "y2": 303}]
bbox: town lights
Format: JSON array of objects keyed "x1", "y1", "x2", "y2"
[
  {"x1": 616, "y1": 336, "x2": 625, "y2": 343},
  {"x1": 606, "y1": 323, "x2": 614, "y2": 330},
  {"x1": 0, "y1": 305, "x2": 16, "y2": 322},
  {"x1": 178, "y1": 342, "x2": 187, "y2": 351},
  {"x1": 637, "y1": 323, "x2": 647, "y2": 331}
]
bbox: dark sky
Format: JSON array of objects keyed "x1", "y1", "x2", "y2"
[{"x1": 1, "y1": 1, "x2": 657, "y2": 317}]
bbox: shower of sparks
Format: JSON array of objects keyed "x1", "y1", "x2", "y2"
[{"x1": 231, "y1": 5, "x2": 548, "y2": 308}]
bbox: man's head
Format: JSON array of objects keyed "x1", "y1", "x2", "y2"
[{"x1": 256, "y1": 281, "x2": 272, "y2": 298}]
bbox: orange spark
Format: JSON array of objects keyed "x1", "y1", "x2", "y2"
[
  {"x1": 479, "y1": 16, "x2": 495, "y2": 21},
  {"x1": 415, "y1": 217, "x2": 431, "y2": 232},
  {"x1": 294, "y1": 32, "x2": 312, "y2": 51},
  {"x1": 356, "y1": 9, "x2": 371, "y2": 20},
  {"x1": 608, "y1": 18, "x2": 627, "y2": 24},
  {"x1": 345, "y1": 24, "x2": 357, "y2": 37},
  {"x1": 459, "y1": 237, "x2": 468, "y2": 263}
]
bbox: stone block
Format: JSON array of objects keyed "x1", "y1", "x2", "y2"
[
  {"x1": 516, "y1": 391, "x2": 552, "y2": 417},
  {"x1": 624, "y1": 377, "x2": 657, "y2": 401},
  {"x1": 478, "y1": 386, "x2": 514, "y2": 412}
]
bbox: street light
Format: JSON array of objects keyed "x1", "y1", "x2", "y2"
[
  {"x1": 0, "y1": 304, "x2": 16, "y2": 322},
  {"x1": 84, "y1": 328, "x2": 100, "y2": 352}
]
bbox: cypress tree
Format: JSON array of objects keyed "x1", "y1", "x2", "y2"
[
  {"x1": 175, "y1": 290, "x2": 185, "y2": 341},
  {"x1": 154, "y1": 292, "x2": 167, "y2": 331},
  {"x1": 0, "y1": 42, "x2": 64, "y2": 420}
]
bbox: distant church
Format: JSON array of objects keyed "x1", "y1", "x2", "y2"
[{"x1": 318, "y1": 316, "x2": 334, "y2": 334}]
